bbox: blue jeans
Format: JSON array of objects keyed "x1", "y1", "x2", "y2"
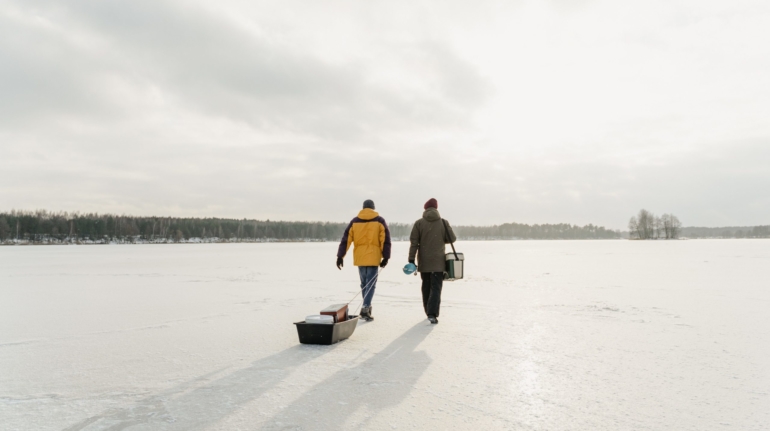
[{"x1": 358, "y1": 266, "x2": 378, "y2": 307}]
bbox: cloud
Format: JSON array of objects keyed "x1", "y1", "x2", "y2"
[
  {"x1": 0, "y1": 0, "x2": 488, "y2": 141},
  {"x1": 1, "y1": 0, "x2": 769, "y2": 229}
]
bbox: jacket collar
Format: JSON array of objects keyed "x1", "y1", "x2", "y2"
[{"x1": 358, "y1": 208, "x2": 379, "y2": 220}]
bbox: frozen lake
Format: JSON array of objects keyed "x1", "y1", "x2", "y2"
[{"x1": 1, "y1": 240, "x2": 768, "y2": 430}]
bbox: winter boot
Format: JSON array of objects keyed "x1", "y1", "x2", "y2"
[{"x1": 361, "y1": 306, "x2": 374, "y2": 322}]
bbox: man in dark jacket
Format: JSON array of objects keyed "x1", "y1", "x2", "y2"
[{"x1": 408, "y1": 198, "x2": 456, "y2": 324}]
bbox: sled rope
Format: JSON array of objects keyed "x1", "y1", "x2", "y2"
[{"x1": 347, "y1": 268, "x2": 382, "y2": 314}]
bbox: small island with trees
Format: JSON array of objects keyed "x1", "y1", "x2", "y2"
[{"x1": 628, "y1": 209, "x2": 682, "y2": 239}]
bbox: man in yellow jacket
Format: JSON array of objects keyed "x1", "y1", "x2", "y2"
[{"x1": 336, "y1": 199, "x2": 391, "y2": 321}]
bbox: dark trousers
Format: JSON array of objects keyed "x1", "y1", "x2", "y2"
[{"x1": 420, "y1": 272, "x2": 443, "y2": 317}]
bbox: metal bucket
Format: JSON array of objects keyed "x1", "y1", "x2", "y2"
[{"x1": 444, "y1": 252, "x2": 464, "y2": 281}]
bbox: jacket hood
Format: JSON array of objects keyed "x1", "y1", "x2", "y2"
[
  {"x1": 422, "y1": 208, "x2": 441, "y2": 222},
  {"x1": 357, "y1": 208, "x2": 379, "y2": 220}
]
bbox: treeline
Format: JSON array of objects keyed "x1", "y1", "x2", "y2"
[
  {"x1": 681, "y1": 226, "x2": 770, "y2": 239},
  {"x1": 0, "y1": 210, "x2": 411, "y2": 243},
  {"x1": 628, "y1": 209, "x2": 681, "y2": 239},
  {"x1": 0, "y1": 210, "x2": 621, "y2": 244},
  {"x1": 453, "y1": 223, "x2": 620, "y2": 239}
]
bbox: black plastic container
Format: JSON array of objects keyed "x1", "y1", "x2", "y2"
[{"x1": 294, "y1": 316, "x2": 360, "y2": 345}]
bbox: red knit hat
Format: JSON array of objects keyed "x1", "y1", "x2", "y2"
[{"x1": 424, "y1": 198, "x2": 438, "y2": 210}]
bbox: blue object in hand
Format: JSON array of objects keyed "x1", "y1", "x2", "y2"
[{"x1": 403, "y1": 262, "x2": 417, "y2": 275}]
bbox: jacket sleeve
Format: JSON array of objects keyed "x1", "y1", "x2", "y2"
[
  {"x1": 444, "y1": 220, "x2": 457, "y2": 244},
  {"x1": 337, "y1": 220, "x2": 354, "y2": 258},
  {"x1": 408, "y1": 221, "x2": 420, "y2": 262},
  {"x1": 379, "y1": 218, "x2": 392, "y2": 259}
]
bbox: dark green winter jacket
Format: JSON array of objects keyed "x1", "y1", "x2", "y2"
[{"x1": 408, "y1": 208, "x2": 457, "y2": 273}]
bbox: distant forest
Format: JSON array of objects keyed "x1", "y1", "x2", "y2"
[
  {"x1": 0, "y1": 210, "x2": 621, "y2": 244},
  {"x1": 681, "y1": 226, "x2": 770, "y2": 239},
  {"x1": 453, "y1": 223, "x2": 619, "y2": 240}
]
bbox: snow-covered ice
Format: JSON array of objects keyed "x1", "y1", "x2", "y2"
[{"x1": 1, "y1": 240, "x2": 768, "y2": 430}]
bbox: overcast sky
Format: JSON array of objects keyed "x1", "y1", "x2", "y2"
[{"x1": 1, "y1": 0, "x2": 769, "y2": 228}]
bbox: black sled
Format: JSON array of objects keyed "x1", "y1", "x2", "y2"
[{"x1": 294, "y1": 316, "x2": 360, "y2": 345}]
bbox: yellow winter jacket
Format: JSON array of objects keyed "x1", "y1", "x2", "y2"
[{"x1": 337, "y1": 209, "x2": 392, "y2": 266}]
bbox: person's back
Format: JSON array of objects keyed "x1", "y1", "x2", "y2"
[
  {"x1": 336, "y1": 199, "x2": 391, "y2": 321},
  {"x1": 408, "y1": 198, "x2": 456, "y2": 324}
]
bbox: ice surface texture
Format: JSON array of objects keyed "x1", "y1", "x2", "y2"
[{"x1": 1, "y1": 241, "x2": 768, "y2": 430}]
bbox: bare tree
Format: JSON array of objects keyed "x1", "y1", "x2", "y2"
[
  {"x1": 0, "y1": 217, "x2": 9, "y2": 240},
  {"x1": 636, "y1": 209, "x2": 655, "y2": 239},
  {"x1": 659, "y1": 213, "x2": 682, "y2": 239},
  {"x1": 669, "y1": 215, "x2": 682, "y2": 239},
  {"x1": 653, "y1": 216, "x2": 663, "y2": 239},
  {"x1": 628, "y1": 216, "x2": 640, "y2": 239},
  {"x1": 660, "y1": 214, "x2": 670, "y2": 239}
]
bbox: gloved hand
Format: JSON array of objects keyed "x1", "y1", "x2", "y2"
[
  {"x1": 380, "y1": 258, "x2": 388, "y2": 268},
  {"x1": 408, "y1": 259, "x2": 415, "y2": 264},
  {"x1": 336, "y1": 257, "x2": 343, "y2": 270}
]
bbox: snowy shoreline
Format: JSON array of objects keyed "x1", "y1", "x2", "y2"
[
  {"x1": 0, "y1": 237, "x2": 633, "y2": 246},
  {"x1": 8, "y1": 237, "x2": 766, "y2": 246},
  {"x1": 0, "y1": 238, "x2": 331, "y2": 246}
]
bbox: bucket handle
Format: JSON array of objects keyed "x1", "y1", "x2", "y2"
[{"x1": 442, "y1": 219, "x2": 459, "y2": 260}]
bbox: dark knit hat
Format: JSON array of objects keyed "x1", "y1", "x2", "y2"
[
  {"x1": 363, "y1": 199, "x2": 375, "y2": 209},
  {"x1": 424, "y1": 198, "x2": 438, "y2": 210}
]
